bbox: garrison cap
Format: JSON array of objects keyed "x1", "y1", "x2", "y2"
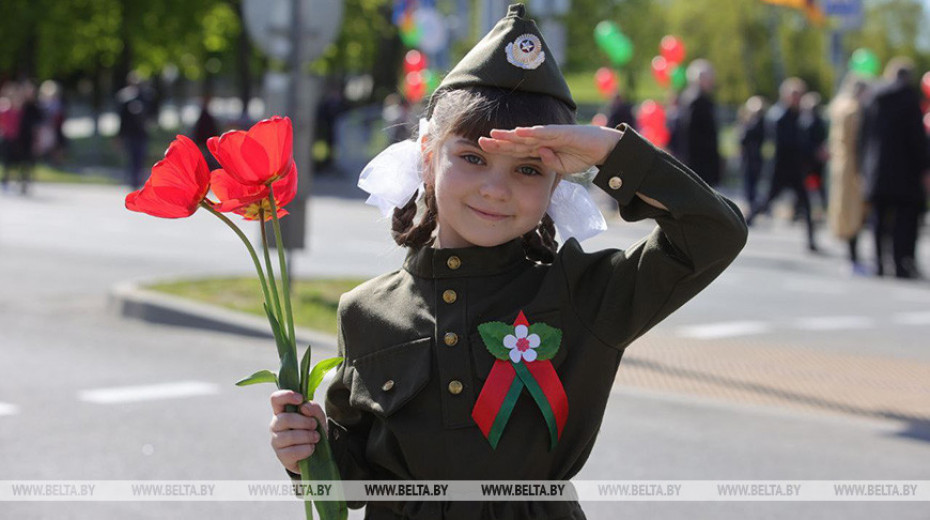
[{"x1": 428, "y1": 3, "x2": 576, "y2": 114}]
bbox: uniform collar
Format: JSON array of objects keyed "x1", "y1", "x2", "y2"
[{"x1": 403, "y1": 239, "x2": 530, "y2": 279}]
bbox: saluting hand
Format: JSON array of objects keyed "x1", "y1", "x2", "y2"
[{"x1": 478, "y1": 124, "x2": 624, "y2": 175}]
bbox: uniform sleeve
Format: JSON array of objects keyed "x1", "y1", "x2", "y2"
[{"x1": 557, "y1": 124, "x2": 748, "y2": 350}]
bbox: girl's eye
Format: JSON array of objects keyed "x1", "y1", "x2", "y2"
[
  {"x1": 519, "y1": 165, "x2": 542, "y2": 177},
  {"x1": 462, "y1": 154, "x2": 484, "y2": 165}
]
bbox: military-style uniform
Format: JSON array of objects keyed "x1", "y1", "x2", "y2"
[{"x1": 319, "y1": 126, "x2": 748, "y2": 519}]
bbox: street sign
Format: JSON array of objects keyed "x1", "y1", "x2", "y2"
[{"x1": 242, "y1": 0, "x2": 344, "y2": 63}]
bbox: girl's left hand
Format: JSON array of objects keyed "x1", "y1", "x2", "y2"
[{"x1": 478, "y1": 124, "x2": 624, "y2": 175}]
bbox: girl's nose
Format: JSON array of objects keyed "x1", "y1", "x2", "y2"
[{"x1": 478, "y1": 169, "x2": 511, "y2": 201}]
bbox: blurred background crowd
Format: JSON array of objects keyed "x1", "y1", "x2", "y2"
[{"x1": 1, "y1": 0, "x2": 929, "y2": 279}]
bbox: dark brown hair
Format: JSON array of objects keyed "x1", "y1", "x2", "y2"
[{"x1": 391, "y1": 86, "x2": 576, "y2": 264}]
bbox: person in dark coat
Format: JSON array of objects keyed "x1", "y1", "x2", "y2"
[
  {"x1": 676, "y1": 59, "x2": 721, "y2": 186},
  {"x1": 738, "y1": 95, "x2": 767, "y2": 210},
  {"x1": 859, "y1": 57, "x2": 930, "y2": 279},
  {"x1": 747, "y1": 77, "x2": 818, "y2": 252},
  {"x1": 799, "y1": 91, "x2": 828, "y2": 217},
  {"x1": 3, "y1": 81, "x2": 42, "y2": 195},
  {"x1": 605, "y1": 90, "x2": 635, "y2": 129},
  {"x1": 116, "y1": 72, "x2": 152, "y2": 190}
]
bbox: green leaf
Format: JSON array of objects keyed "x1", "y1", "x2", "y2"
[
  {"x1": 478, "y1": 322, "x2": 513, "y2": 360},
  {"x1": 300, "y1": 344, "x2": 313, "y2": 399},
  {"x1": 278, "y1": 349, "x2": 300, "y2": 392},
  {"x1": 529, "y1": 322, "x2": 562, "y2": 361},
  {"x1": 235, "y1": 370, "x2": 279, "y2": 387},
  {"x1": 305, "y1": 356, "x2": 344, "y2": 401}
]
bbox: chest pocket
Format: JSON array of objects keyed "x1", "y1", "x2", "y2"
[
  {"x1": 469, "y1": 309, "x2": 568, "y2": 383},
  {"x1": 349, "y1": 337, "x2": 432, "y2": 418}
]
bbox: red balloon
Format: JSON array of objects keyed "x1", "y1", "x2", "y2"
[
  {"x1": 404, "y1": 50, "x2": 427, "y2": 74},
  {"x1": 637, "y1": 99, "x2": 667, "y2": 131},
  {"x1": 640, "y1": 125, "x2": 670, "y2": 148},
  {"x1": 405, "y1": 72, "x2": 426, "y2": 103},
  {"x1": 594, "y1": 67, "x2": 618, "y2": 98},
  {"x1": 921, "y1": 71, "x2": 930, "y2": 99},
  {"x1": 923, "y1": 112, "x2": 930, "y2": 134},
  {"x1": 660, "y1": 35, "x2": 686, "y2": 65},
  {"x1": 651, "y1": 56, "x2": 670, "y2": 88}
]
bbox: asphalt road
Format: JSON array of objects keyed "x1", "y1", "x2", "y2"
[{"x1": 1, "y1": 183, "x2": 928, "y2": 519}]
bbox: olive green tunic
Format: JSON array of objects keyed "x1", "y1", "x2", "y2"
[{"x1": 319, "y1": 127, "x2": 747, "y2": 519}]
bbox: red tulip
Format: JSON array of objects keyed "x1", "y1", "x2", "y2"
[
  {"x1": 125, "y1": 135, "x2": 210, "y2": 218},
  {"x1": 207, "y1": 116, "x2": 294, "y2": 186},
  {"x1": 211, "y1": 162, "x2": 298, "y2": 221}
]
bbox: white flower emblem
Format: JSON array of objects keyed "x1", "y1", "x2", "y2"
[
  {"x1": 503, "y1": 324, "x2": 541, "y2": 363},
  {"x1": 505, "y1": 33, "x2": 545, "y2": 70}
]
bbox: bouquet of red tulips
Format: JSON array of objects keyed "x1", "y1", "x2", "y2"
[{"x1": 126, "y1": 116, "x2": 347, "y2": 520}]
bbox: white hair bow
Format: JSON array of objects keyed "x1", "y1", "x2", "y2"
[{"x1": 358, "y1": 118, "x2": 607, "y2": 243}]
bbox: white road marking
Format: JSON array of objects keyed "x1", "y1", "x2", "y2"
[
  {"x1": 893, "y1": 312, "x2": 930, "y2": 326},
  {"x1": 792, "y1": 316, "x2": 875, "y2": 331},
  {"x1": 675, "y1": 321, "x2": 773, "y2": 340},
  {"x1": 0, "y1": 402, "x2": 20, "y2": 417},
  {"x1": 783, "y1": 279, "x2": 848, "y2": 295},
  {"x1": 78, "y1": 381, "x2": 220, "y2": 404}
]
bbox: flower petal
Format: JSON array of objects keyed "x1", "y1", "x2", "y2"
[
  {"x1": 514, "y1": 324, "x2": 528, "y2": 338},
  {"x1": 528, "y1": 334, "x2": 540, "y2": 349},
  {"x1": 509, "y1": 348, "x2": 523, "y2": 363},
  {"x1": 503, "y1": 335, "x2": 517, "y2": 350},
  {"x1": 124, "y1": 135, "x2": 209, "y2": 218},
  {"x1": 247, "y1": 116, "x2": 293, "y2": 177},
  {"x1": 522, "y1": 349, "x2": 537, "y2": 362}
]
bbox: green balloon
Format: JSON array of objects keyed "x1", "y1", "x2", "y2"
[
  {"x1": 400, "y1": 25, "x2": 422, "y2": 48},
  {"x1": 849, "y1": 48, "x2": 880, "y2": 78},
  {"x1": 671, "y1": 65, "x2": 687, "y2": 90},
  {"x1": 595, "y1": 21, "x2": 632, "y2": 66}
]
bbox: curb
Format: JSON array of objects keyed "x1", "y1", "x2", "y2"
[{"x1": 109, "y1": 279, "x2": 338, "y2": 351}]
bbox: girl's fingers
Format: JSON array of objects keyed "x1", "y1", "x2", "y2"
[
  {"x1": 270, "y1": 412, "x2": 318, "y2": 433},
  {"x1": 276, "y1": 444, "x2": 316, "y2": 466},
  {"x1": 271, "y1": 428, "x2": 321, "y2": 450},
  {"x1": 270, "y1": 390, "x2": 303, "y2": 415},
  {"x1": 478, "y1": 137, "x2": 538, "y2": 156},
  {"x1": 300, "y1": 401, "x2": 327, "y2": 433}
]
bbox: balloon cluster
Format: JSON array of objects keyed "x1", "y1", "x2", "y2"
[
  {"x1": 394, "y1": 0, "x2": 446, "y2": 103},
  {"x1": 848, "y1": 48, "x2": 880, "y2": 78},
  {"x1": 594, "y1": 21, "x2": 634, "y2": 67},
  {"x1": 652, "y1": 35, "x2": 687, "y2": 90}
]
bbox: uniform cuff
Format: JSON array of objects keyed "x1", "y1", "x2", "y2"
[{"x1": 592, "y1": 124, "x2": 656, "y2": 206}]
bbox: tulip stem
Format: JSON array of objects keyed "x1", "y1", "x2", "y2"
[
  {"x1": 201, "y1": 202, "x2": 275, "y2": 319},
  {"x1": 259, "y1": 207, "x2": 285, "y2": 336},
  {"x1": 267, "y1": 185, "x2": 297, "y2": 352}
]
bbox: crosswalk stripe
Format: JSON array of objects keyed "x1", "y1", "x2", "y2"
[
  {"x1": 893, "y1": 312, "x2": 930, "y2": 325},
  {"x1": 675, "y1": 321, "x2": 773, "y2": 339},
  {"x1": 0, "y1": 403, "x2": 20, "y2": 417},
  {"x1": 793, "y1": 316, "x2": 875, "y2": 331},
  {"x1": 78, "y1": 381, "x2": 220, "y2": 404}
]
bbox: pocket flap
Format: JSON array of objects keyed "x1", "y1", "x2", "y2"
[{"x1": 349, "y1": 337, "x2": 432, "y2": 417}]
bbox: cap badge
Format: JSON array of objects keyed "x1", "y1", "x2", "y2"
[{"x1": 505, "y1": 33, "x2": 545, "y2": 70}]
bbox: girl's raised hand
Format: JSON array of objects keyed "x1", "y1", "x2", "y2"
[
  {"x1": 269, "y1": 390, "x2": 327, "y2": 475},
  {"x1": 478, "y1": 124, "x2": 624, "y2": 175}
]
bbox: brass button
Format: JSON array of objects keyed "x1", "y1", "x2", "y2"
[
  {"x1": 442, "y1": 289, "x2": 457, "y2": 304},
  {"x1": 446, "y1": 256, "x2": 462, "y2": 270},
  {"x1": 608, "y1": 176, "x2": 623, "y2": 190},
  {"x1": 444, "y1": 332, "x2": 459, "y2": 346},
  {"x1": 448, "y1": 380, "x2": 463, "y2": 395},
  {"x1": 381, "y1": 380, "x2": 395, "y2": 392}
]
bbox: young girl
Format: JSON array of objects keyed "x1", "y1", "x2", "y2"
[{"x1": 269, "y1": 4, "x2": 747, "y2": 519}]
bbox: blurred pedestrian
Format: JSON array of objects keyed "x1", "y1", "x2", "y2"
[
  {"x1": 676, "y1": 59, "x2": 721, "y2": 186},
  {"x1": 315, "y1": 83, "x2": 346, "y2": 174},
  {"x1": 859, "y1": 57, "x2": 930, "y2": 279},
  {"x1": 737, "y1": 95, "x2": 767, "y2": 211},
  {"x1": 799, "y1": 91, "x2": 828, "y2": 217},
  {"x1": 2, "y1": 81, "x2": 41, "y2": 195},
  {"x1": 606, "y1": 89, "x2": 635, "y2": 129},
  {"x1": 116, "y1": 72, "x2": 153, "y2": 189},
  {"x1": 36, "y1": 80, "x2": 66, "y2": 164},
  {"x1": 192, "y1": 96, "x2": 220, "y2": 170},
  {"x1": 0, "y1": 83, "x2": 19, "y2": 190},
  {"x1": 747, "y1": 77, "x2": 818, "y2": 252},
  {"x1": 827, "y1": 76, "x2": 870, "y2": 276}
]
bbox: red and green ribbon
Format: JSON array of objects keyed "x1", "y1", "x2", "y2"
[{"x1": 471, "y1": 312, "x2": 568, "y2": 450}]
